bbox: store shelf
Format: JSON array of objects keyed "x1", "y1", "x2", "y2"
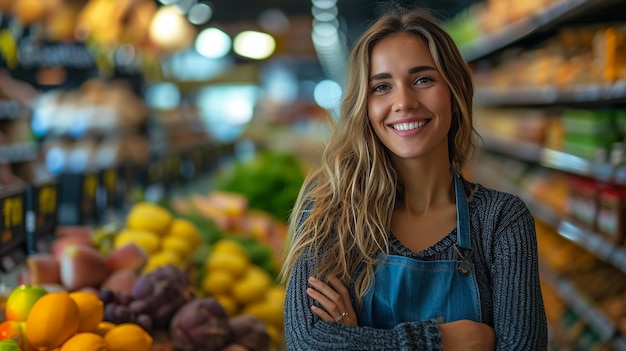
[
  {"x1": 540, "y1": 263, "x2": 618, "y2": 343},
  {"x1": 482, "y1": 139, "x2": 618, "y2": 182},
  {"x1": 480, "y1": 135, "x2": 542, "y2": 163},
  {"x1": 461, "y1": 0, "x2": 619, "y2": 62},
  {"x1": 557, "y1": 221, "x2": 615, "y2": 263},
  {"x1": 474, "y1": 159, "x2": 626, "y2": 275},
  {"x1": 0, "y1": 142, "x2": 38, "y2": 164},
  {"x1": 475, "y1": 82, "x2": 626, "y2": 106}
]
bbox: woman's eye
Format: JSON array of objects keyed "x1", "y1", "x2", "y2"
[
  {"x1": 372, "y1": 84, "x2": 390, "y2": 92},
  {"x1": 415, "y1": 76, "x2": 434, "y2": 84}
]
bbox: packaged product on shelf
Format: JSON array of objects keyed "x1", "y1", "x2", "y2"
[
  {"x1": 561, "y1": 109, "x2": 616, "y2": 161},
  {"x1": 593, "y1": 25, "x2": 626, "y2": 82},
  {"x1": 596, "y1": 184, "x2": 626, "y2": 246},
  {"x1": 567, "y1": 176, "x2": 598, "y2": 230}
]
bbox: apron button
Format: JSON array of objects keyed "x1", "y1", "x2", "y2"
[{"x1": 457, "y1": 260, "x2": 472, "y2": 275}]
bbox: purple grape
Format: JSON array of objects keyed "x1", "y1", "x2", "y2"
[
  {"x1": 99, "y1": 289, "x2": 116, "y2": 304},
  {"x1": 136, "y1": 314, "x2": 153, "y2": 332}
]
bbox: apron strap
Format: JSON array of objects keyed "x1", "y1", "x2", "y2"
[{"x1": 454, "y1": 172, "x2": 471, "y2": 250}]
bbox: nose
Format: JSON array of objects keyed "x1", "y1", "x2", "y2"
[{"x1": 394, "y1": 85, "x2": 419, "y2": 112}]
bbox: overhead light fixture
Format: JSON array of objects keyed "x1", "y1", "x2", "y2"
[
  {"x1": 188, "y1": 2, "x2": 213, "y2": 25},
  {"x1": 195, "y1": 27, "x2": 231, "y2": 59},
  {"x1": 233, "y1": 31, "x2": 276, "y2": 60},
  {"x1": 149, "y1": 5, "x2": 196, "y2": 52}
]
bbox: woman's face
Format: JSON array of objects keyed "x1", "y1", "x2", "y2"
[{"x1": 367, "y1": 32, "x2": 452, "y2": 163}]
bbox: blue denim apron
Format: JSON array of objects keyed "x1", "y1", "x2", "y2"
[{"x1": 358, "y1": 173, "x2": 481, "y2": 328}]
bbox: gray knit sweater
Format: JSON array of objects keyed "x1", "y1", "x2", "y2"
[{"x1": 284, "y1": 184, "x2": 548, "y2": 350}]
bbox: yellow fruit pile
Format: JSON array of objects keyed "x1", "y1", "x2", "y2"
[
  {"x1": 22, "y1": 291, "x2": 152, "y2": 351},
  {"x1": 114, "y1": 202, "x2": 203, "y2": 273},
  {"x1": 201, "y1": 239, "x2": 286, "y2": 345}
]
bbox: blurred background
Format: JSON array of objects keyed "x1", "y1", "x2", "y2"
[{"x1": 0, "y1": 0, "x2": 625, "y2": 350}]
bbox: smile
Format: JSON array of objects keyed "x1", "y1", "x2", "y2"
[{"x1": 390, "y1": 120, "x2": 429, "y2": 131}]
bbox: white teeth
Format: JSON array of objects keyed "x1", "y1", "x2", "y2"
[{"x1": 391, "y1": 120, "x2": 427, "y2": 131}]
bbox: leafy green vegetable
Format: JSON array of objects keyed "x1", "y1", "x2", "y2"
[{"x1": 214, "y1": 150, "x2": 305, "y2": 221}]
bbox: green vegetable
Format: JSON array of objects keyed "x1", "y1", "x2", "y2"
[{"x1": 214, "y1": 150, "x2": 305, "y2": 221}]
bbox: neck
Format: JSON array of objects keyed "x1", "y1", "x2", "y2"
[{"x1": 394, "y1": 159, "x2": 454, "y2": 215}]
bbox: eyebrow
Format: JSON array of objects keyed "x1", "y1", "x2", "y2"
[{"x1": 369, "y1": 65, "x2": 437, "y2": 81}]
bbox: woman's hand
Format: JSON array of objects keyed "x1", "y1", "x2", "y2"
[
  {"x1": 306, "y1": 276, "x2": 357, "y2": 326},
  {"x1": 440, "y1": 320, "x2": 495, "y2": 350}
]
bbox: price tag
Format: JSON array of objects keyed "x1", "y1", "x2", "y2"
[{"x1": 0, "y1": 188, "x2": 26, "y2": 271}]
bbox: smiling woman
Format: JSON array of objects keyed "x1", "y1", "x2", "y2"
[
  {"x1": 367, "y1": 32, "x2": 452, "y2": 163},
  {"x1": 279, "y1": 7, "x2": 548, "y2": 351}
]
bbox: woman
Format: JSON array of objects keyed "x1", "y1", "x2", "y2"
[{"x1": 280, "y1": 8, "x2": 548, "y2": 351}]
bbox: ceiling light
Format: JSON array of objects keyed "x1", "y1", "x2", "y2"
[
  {"x1": 188, "y1": 3, "x2": 213, "y2": 25},
  {"x1": 195, "y1": 27, "x2": 231, "y2": 58},
  {"x1": 233, "y1": 31, "x2": 276, "y2": 60}
]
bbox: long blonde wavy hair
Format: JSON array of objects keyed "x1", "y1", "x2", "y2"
[{"x1": 279, "y1": 8, "x2": 476, "y2": 308}]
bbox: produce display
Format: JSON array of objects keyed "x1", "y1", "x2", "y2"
[
  {"x1": 0, "y1": 195, "x2": 290, "y2": 350},
  {"x1": 0, "y1": 147, "x2": 308, "y2": 350}
]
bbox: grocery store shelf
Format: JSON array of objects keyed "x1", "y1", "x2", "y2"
[
  {"x1": 539, "y1": 148, "x2": 622, "y2": 183},
  {"x1": 480, "y1": 135, "x2": 542, "y2": 163},
  {"x1": 540, "y1": 263, "x2": 618, "y2": 342},
  {"x1": 461, "y1": 0, "x2": 618, "y2": 62},
  {"x1": 557, "y1": 220, "x2": 615, "y2": 263},
  {"x1": 481, "y1": 139, "x2": 618, "y2": 182},
  {"x1": 475, "y1": 82, "x2": 626, "y2": 106},
  {"x1": 474, "y1": 158, "x2": 626, "y2": 274},
  {"x1": 0, "y1": 142, "x2": 38, "y2": 164}
]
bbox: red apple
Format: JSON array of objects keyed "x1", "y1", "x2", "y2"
[{"x1": 4, "y1": 285, "x2": 48, "y2": 322}]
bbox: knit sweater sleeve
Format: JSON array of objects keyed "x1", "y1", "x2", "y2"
[
  {"x1": 283, "y1": 209, "x2": 443, "y2": 350},
  {"x1": 489, "y1": 195, "x2": 548, "y2": 350},
  {"x1": 284, "y1": 249, "x2": 443, "y2": 350}
]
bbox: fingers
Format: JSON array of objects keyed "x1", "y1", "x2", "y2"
[
  {"x1": 307, "y1": 277, "x2": 341, "y2": 321},
  {"x1": 306, "y1": 276, "x2": 357, "y2": 326}
]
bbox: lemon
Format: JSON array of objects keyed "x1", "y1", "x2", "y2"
[
  {"x1": 93, "y1": 321, "x2": 116, "y2": 337},
  {"x1": 26, "y1": 291, "x2": 80, "y2": 349},
  {"x1": 213, "y1": 294, "x2": 239, "y2": 316},
  {"x1": 143, "y1": 251, "x2": 181, "y2": 273},
  {"x1": 114, "y1": 229, "x2": 160, "y2": 254},
  {"x1": 60, "y1": 332, "x2": 108, "y2": 351},
  {"x1": 202, "y1": 270, "x2": 236, "y2": 295},
  {"x1": 104, "y1": 323, "x2": 152, "y2": 351},
  {"x1": 205, "y1": 252, "x2": 249, "y2": 278},
  {"x1": 68, "y1": 291, "x2": 104, "y2": 332},
  {"x1": 126, "y1": 202, "x2": 172, "y2": 235},
  {"x1": 242, "y1": 300, "x2": 284, "y2": 327},
  {"x1": 167, "y1": 219, "x2": 202, "y2": 247},
  {"x1": 212, "y1": 239, "x2": 248, "y2": 259},
  {"x1": 161, "y1": 236, "x2": 192, "y2": 260},
  {"x1": 265, "y1": 286, "x2": 287, "y2": 306},
  {"x1": 231, "y1": 266, "x2": 272, "y2": 305},
  {"x1": 266, "y1": 324, "x2": 282, "y2": 346}
]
